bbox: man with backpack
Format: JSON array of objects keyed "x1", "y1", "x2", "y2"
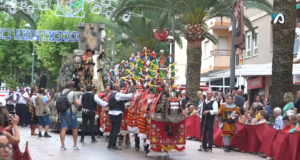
[
  {"x1": 58, "y1": 81, "x2": 82, "y2": 151},
  {"x1": 78, "y1": 84, "x2": 108, "y2": 143}
]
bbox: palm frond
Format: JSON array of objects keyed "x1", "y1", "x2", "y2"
[
  {"x1": 244, "y1": 1, "x2": 272, "y2": 15},
  {"x1": 205, "y1": 31, "x2": 218, "y2": 45}
]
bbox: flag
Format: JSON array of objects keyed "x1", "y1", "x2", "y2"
[{"x1": 232, "y1": 0, "x2": 245, "y2": 50}]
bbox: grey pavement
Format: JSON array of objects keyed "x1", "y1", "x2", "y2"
[{"x1": 17, "y1": 127, "x2": 263, "y2": 160}]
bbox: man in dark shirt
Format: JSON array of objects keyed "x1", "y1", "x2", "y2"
[
  {"x1": 294, "y1": 91, "x2": 300, "y2": 114},
  {"x1": 234, "y1": 89, "x2": 245, "y2": 111}
]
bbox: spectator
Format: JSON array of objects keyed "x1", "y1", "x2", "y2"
[
  {"x1": 294, "y1": 91, "x2": 300, "y2": 114},
  {"x1": 257, "y1": 110, "x2": 268, "y2": 124},
  {"x1": 265, "y1": 97, "x2": 271, "y2": 120},
  {"x1": 253, "y1": 105, "x2": 264, "y2": 121},
  {"x1": 60, "y1": 81, "x2": 82, "y2": 151},
  {"x1": 250, "y1": 95, "x2": 263, "y2": 112},
  {"x1": 283, "y1": 92, "x2": 295, "y2": 116},
  {"x1": 243, "y1": 94, "x2": 249, "y2": 111},
  {"x1": 282, "y1": 115, "x2": 298, "y2": 133},
  {"x1": 187, "y1": 103, "x2": 197, "y2": 116},
  {"x1": 234, "y1": 89, "x2": 245, "y2": 111},
  {"x1": 35, "y1": 88, "x2": 52, "y2": 138},
  {"x1": 288, "y1": 115, "x2": 299, "y2": 133},
  {"x1": 286, "y1": 109, "x2": 295, "y2": 116},
  {"x1": 273, "y1": 107, "x2": 284, "y2": 130},
  {"x1": 0, "y1": 132, "x2": 11, "y2": 160},
  {"x1": 266, "y1": 107, "x2": 284, "y2": 160},
  {"x1": 231, "y1": 87, "x2": 238, "y2": 97},
  {"x1": 198, "y1": 95, "x2": 206, "y2": 118},
  {"x1": 196, "y1": 91, "x2": 203, "y2": 110},
  {"x1": 293, "y1": 114, "x2": 300, "y2": 132},
  {"x1": 238, "y1": 107, "x2": 247, "y2": 124},
  {"x1": 245, "y1": 111, "x2": 256, "y2": 125},
  {"x1": 0, "y1": 108, "x2": 20, "y2": 144}
]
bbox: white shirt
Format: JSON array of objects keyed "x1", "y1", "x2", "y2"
[
  {"x1": 5, "y1": 92, "x2": 16, "y2": 105},
  {"x1": 296, "y1": 27, "x2": 300, "y2": 38},
  {"x1": 30, "y1": 94, "x2": 37, "y2": 108},
  {"x1": 109, "y1": 91, "x2": 133, "y2": 116},
  {"x1": 17, "y1": 91, "x2": 29, "y2": 104},
  {"x1": 79, "y1": 91, "x2": 108, "y2": 107},
  {"x1": 200, "y1": 99, "x2": 218, "y2": 116}
]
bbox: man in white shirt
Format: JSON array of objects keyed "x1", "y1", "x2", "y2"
[
  {"x1": 5, "y1": 87, "x2": 16, "y2": 112},
  {"x1": 198, "y1": 90, "x2": 218, "y2": 152},
  {"x1": 16, "y1": 86, "x2": 30, "y2": 127},
  {"x1": 295, "y1": 22, "x2": 300, "y2": 38},
  {"x1": 79, "y1": 84, "x2": 108, "y2": 143},
  {"x1": 107, "y1": 84, "x2": 133, "y2": 150}
]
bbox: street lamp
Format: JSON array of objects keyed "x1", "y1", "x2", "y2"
[{"x1": 25, "y1": 23, "x2": 36, "y2": 85}]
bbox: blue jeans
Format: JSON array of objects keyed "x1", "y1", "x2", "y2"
[
  {"x1": 38, "y1": 114, "x2": 50, "y2": 126},
  {"x1": 60, "y1": 112, "x2": 78, "y2": 129}
]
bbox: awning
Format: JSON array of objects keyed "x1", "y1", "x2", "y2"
[
  {"x1": 201, "y1": 70, "x2": 222, "y2": 77},
  {"x1": 209, "y1": 64, "x2": 300, "y2": 78}
]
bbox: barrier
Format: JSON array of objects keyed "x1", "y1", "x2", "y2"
[{"x1": 185, "y1": 115, "x2": 300, "y2": 160}]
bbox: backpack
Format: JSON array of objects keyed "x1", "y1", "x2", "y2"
[{"x1": 56, "y1": 90, "x2": 72, "y2": 113}]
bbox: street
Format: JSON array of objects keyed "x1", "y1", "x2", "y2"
[{"x1": 17, "y1": 127, "x2": 262, "y2": 160}]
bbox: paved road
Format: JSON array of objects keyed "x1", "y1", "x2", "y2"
[{"x1": 17, "y1": 127, "x2": 263, "y2": 160}]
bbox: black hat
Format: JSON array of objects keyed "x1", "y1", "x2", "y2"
[{"x1": 86, "y1": 49, "x2": 95, "y2": 55}]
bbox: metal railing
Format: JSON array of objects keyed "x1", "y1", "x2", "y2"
[{"x1": 210, "y1": 49, "x2": 231, "y2": 56}]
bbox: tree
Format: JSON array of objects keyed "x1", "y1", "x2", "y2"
[
  {"x1": 271, "y1": 0, "x2": 296, "y2": 115},
  {"x1": 113, "y1": 0, "x2": 272, "y2": 103},
  {"x1": 0, "y1": 13, "x2": 34, "y2": 88},
  {"x1": 35, "y1": 4, "x2": 111, "y2": 77},
  {"x1": 0, "y1": 0, "x2": 36, "y2": 29}
]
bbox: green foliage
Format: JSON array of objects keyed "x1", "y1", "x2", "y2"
[
  {"x1": 35, "y1": 3, "x2": 111, "y2": 76},
  {"x1": 0, "y1": 13, "x2": 33, "y2": 86}
]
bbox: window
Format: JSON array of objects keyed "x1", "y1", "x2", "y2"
[
  {"x1": 253, "y1": 33, "x2": 258, "y2": 56},
  {"x1": 246, "y1": 35, "x2": 251, "y2": 58},
  {"x1": 205, "y1": 41, "x2": 210, "y2": 58}
]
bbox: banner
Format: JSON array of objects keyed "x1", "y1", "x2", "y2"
[
  {"x1": 232, "y1": 0, "x2": 245, "y2": 50},
  {"x1": 0, "y1": 28, "x2": 79, "y2": 42},
  {"x1": 185, "y1": 116, "x2": 300, "y2": 160}
]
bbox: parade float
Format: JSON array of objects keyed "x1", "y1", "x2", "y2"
[
  {"x1": 49, "y1": 23, "x2": 110, "y2": 129},
  {"x1": 105, "y1": 48, "x2": 186, "y2": 158}
]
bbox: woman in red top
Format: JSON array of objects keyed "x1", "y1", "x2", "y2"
[{"x1": 282, "y1": 116, "x2": 295, "y2": 133}]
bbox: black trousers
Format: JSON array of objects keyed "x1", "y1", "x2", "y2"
[
  {"x1": 5, "y1": 104, "x2": 14, "y2": 112},
  {"x1": 16, "y1": 104, "x2": 26, "y2": 126},
  {"x1": 25, "y1": 106, "x2": 30, "y2": 126},
  {"x1": 81, "y1": 112, "x2": 96, "y2": 140},
  {"x1": 201, "y1": 118, "x2": 214, "y2": 150},
  {"x1": 108, "y1": 114, "x2": 123, "y2": 147}
]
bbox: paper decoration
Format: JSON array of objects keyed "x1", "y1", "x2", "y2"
[
  {"x1": 0, "y1": 28, "x2": 79, "y2": 42},
  {"x1": 0, "y1": 0, "x2": 51, "y2": 15}
]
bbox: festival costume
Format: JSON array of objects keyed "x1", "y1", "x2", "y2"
[
  {"x1": 217, "y1": 103, "x2": 240, "y2": 151},
  {"x1": 29, "y1": 93, "x2": 38, "y2": 136}
]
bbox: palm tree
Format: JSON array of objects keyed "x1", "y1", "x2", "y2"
[
  {"x1": 113, "y1": 0, "x2": 272, "y2": 103},
  {"x1": 0, "y1": 0, "x2": 36, "y2": 29},
  {"x1": 271, "y1": 1, "x2": 296, "y2": 114},
  {"x1": 99, "y1": 11, "x2": 183, "y2": 53}
]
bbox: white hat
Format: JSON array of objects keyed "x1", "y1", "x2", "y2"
[{"x1": 160, "y1": 50, "x2": 164, "y2": 53}]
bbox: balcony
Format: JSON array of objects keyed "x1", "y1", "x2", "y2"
[{"x1": 201, "y1": 49, "x2": 231, "y2": 74}]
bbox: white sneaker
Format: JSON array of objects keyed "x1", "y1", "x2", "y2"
[
  {"x1": 73, "y1": 146, "x2": 80, "y2": 150},
  {"x1": 266, "y1": 157, "x2": 273, "y2": 160},
  {"x1": 61, "y1": 147, "x2": 67, "y2": 151}
]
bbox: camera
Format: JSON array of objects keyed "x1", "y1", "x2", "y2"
[
  {"x1": 8, "y1": 112, "x2": 15, "y2": 124},
  {"x1": 165, "y1": 36, "x2": 174, "y2": 44},
  {"x1": 82, "y1": 108, "x2": 90, "y2": 114},
  {"x1": 43, "y1": 111, "x2": 47, "y2": 114},
  {"x1": 46, "y1": 89, "x2": 49, "y2": 92}
]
